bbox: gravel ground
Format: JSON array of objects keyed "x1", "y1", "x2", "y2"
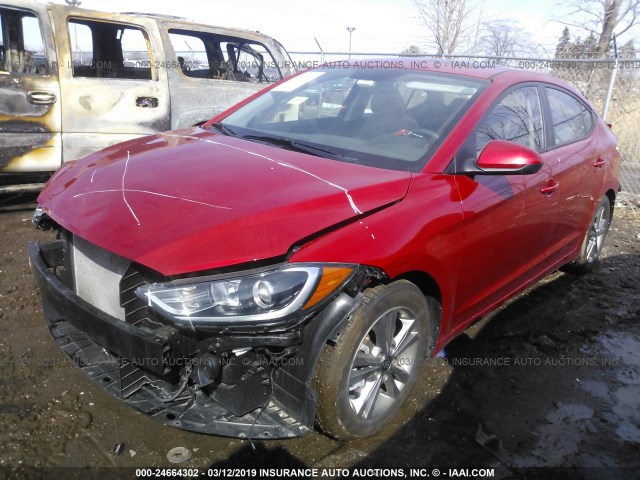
[{"x1": 0, "y1": 192, "x2": 638, "y2": 479}]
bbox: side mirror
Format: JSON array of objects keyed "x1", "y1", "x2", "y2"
[{"x1": 474, "y1": 140, "x2": 543, "y2": 175}]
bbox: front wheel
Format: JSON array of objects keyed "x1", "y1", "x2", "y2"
[
  {"x1": 313, "y1": 280, "x2": 436, "y2": 439},
  {"x1": 562, "y1": 195, "x2": 612, "y2": 274}
]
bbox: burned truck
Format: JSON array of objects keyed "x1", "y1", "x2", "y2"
[{"x1": 0, "y1": 0, "x2": 295, "y2": 191}]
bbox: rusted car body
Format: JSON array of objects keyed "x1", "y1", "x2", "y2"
[{"x1": 0, "y1": 0, "x2": 294, "y2": 190}]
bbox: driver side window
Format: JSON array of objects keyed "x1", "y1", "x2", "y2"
[
  {"x1": 0, "y1": 8, "x2": 48, "y2": 75},
  {"x1": 476, "y1": 86, "x2": 544, "y2": 153}
]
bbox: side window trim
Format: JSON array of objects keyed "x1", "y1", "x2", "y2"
[
  {"x1": 540, "y1": 84, "x2": 596, "y2": 149},
  {"x1": 0, "y1": 10, "x2": 6, "y2": 72},
  {"x1": 538, "y1": 83, "x2": 556, "y2": 152}
]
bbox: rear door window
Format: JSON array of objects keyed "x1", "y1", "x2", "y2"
[
  {"x1": 221, "y1": 41, "x2": 279, "y2": 82},
  {"x1": 545, "y1": 87, "x2": 594, "y2": 146},
  {"x1": 168, "y1": 32, "x2": 207, "y2": 73},
  {"x1": 167, "y1": 28, "x2": 281, "y2": 83},
  {"x1": 68, "y1": 19, "x2": 153, "y2": 80}
]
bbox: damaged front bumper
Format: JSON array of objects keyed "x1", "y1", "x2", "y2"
[{"x1": 28, "y1": 239, "x2": 364, "y2": 439}]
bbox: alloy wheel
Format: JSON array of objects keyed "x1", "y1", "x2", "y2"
[{"x1": 347, "y1": 307, "x2": 420, "y2": 420}]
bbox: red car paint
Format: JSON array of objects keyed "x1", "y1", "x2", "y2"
[
  {"x1": 38, "y1": 62, "x2": 621, "y2": 356},
  {"x1": 38, "y1": 129, "x2": 411, "y2": 275}
]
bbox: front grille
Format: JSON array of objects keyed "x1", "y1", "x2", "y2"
[
  {"x1": 120, "y1": 266, "x2": 166, "y2": 330},
  {"x1": 72, "y1": 235, "x2": 130, "y2": 321}
]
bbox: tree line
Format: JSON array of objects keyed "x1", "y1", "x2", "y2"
[{"x1": 403, "y1": 0, "x2": 639, "y2": 59}]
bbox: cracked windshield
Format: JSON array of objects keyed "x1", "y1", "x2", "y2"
[{"x1": 219, "y1": 68, "x2": 486, "y2": 171}]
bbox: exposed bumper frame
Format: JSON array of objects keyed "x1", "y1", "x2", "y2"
[{"x1": 28, "y1": 240, "x2": 309, "y2": 438}]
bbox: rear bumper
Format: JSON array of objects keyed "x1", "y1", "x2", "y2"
[{"x1": 28, "y1": 240, "x2": 309, "y2": 438}]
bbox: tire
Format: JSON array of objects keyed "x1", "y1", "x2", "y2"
[
  {"x1": 313, "y1": 280, "x2": 435, "y2": 439},
  {"x1": 562, "y1": 195, "x2": 612, "y2": 274}
]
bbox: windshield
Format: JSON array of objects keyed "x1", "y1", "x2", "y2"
[{"x1": 217, "y1": 67, "x2": 488, "y2": 172}]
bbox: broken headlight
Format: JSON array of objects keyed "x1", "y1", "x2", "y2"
[{"x1": 135, "y1": 264, "x2": 355, "y2": 326}]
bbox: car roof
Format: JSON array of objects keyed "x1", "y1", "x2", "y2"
[
  {"x1": 330, "y1": 57, "x2": 586, "y2": 102},
  {"x1": 336, "y1": 57, "x2": 565, "y2": 83}
]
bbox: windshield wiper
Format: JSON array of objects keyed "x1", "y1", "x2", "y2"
[
  {"x1": 241, "y1": 134, "x2": 340, "y2": 159},
  {"x1": 209, "y1": 122, "x2": 237, "y2": 137}
]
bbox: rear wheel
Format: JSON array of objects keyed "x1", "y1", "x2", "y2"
[
  {"x1": 313, "y1": 280, "x2": 435, "y2": 439},
  {"x1": 562, "y1": 195, "x2": 612, "y2": 274}
]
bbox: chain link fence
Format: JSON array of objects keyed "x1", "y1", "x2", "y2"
[{"x1": 289, "y1": 52, "x2": 640, "y2": 199}]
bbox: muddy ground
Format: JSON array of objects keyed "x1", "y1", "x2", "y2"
[{"x1": 0, "y1": 192, "x2": 638, "y2": 479}]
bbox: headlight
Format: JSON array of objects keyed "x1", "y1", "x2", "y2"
[{"x1": 135, "y1": 264, "x2": 355, "y2": 327}]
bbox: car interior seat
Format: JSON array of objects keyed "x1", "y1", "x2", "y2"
[{"x1": 361, "y1": 87, "x2": 419, "y2": 139}]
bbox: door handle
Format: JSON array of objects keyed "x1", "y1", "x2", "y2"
[
  {"x1": 27, "y1": 91, "x2": 57, "y2": 105},
  {"x1": 540, "y1": 179, "x2": 560, "y2": 195},
  {"x1": 593, "y1": 158, "x2": 606, "y2": 168},
  {"x1": 136, "y1": 96, "x2": 159, "y2": 108}
]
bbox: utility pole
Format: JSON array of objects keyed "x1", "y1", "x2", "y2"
[{"x1": 346, "y1": 27, "x2": 356, "y2": 60}]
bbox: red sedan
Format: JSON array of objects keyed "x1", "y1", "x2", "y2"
[{"x1": 29, "y1": 59, "x2": 620, "y2": 439}]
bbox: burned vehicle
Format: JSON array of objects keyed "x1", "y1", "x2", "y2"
[
  {"x1": 29, "y1": 61, "x2": 620, "y2": 439},
  {"x1": 0, "y1": 0, "x2": 294, "y2": 192}
]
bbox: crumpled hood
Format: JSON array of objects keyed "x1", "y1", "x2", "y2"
[{"x1": 38, "y1": 128, "x2": 412, "y2": 276}]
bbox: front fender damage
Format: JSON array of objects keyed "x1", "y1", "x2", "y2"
[{"x1": 29, "y1": 236, "x2": 387, "y2": 438}]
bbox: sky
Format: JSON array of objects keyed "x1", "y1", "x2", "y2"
[{"x1": 43, "y1": 0, "x2": 635, "y2": 57}]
